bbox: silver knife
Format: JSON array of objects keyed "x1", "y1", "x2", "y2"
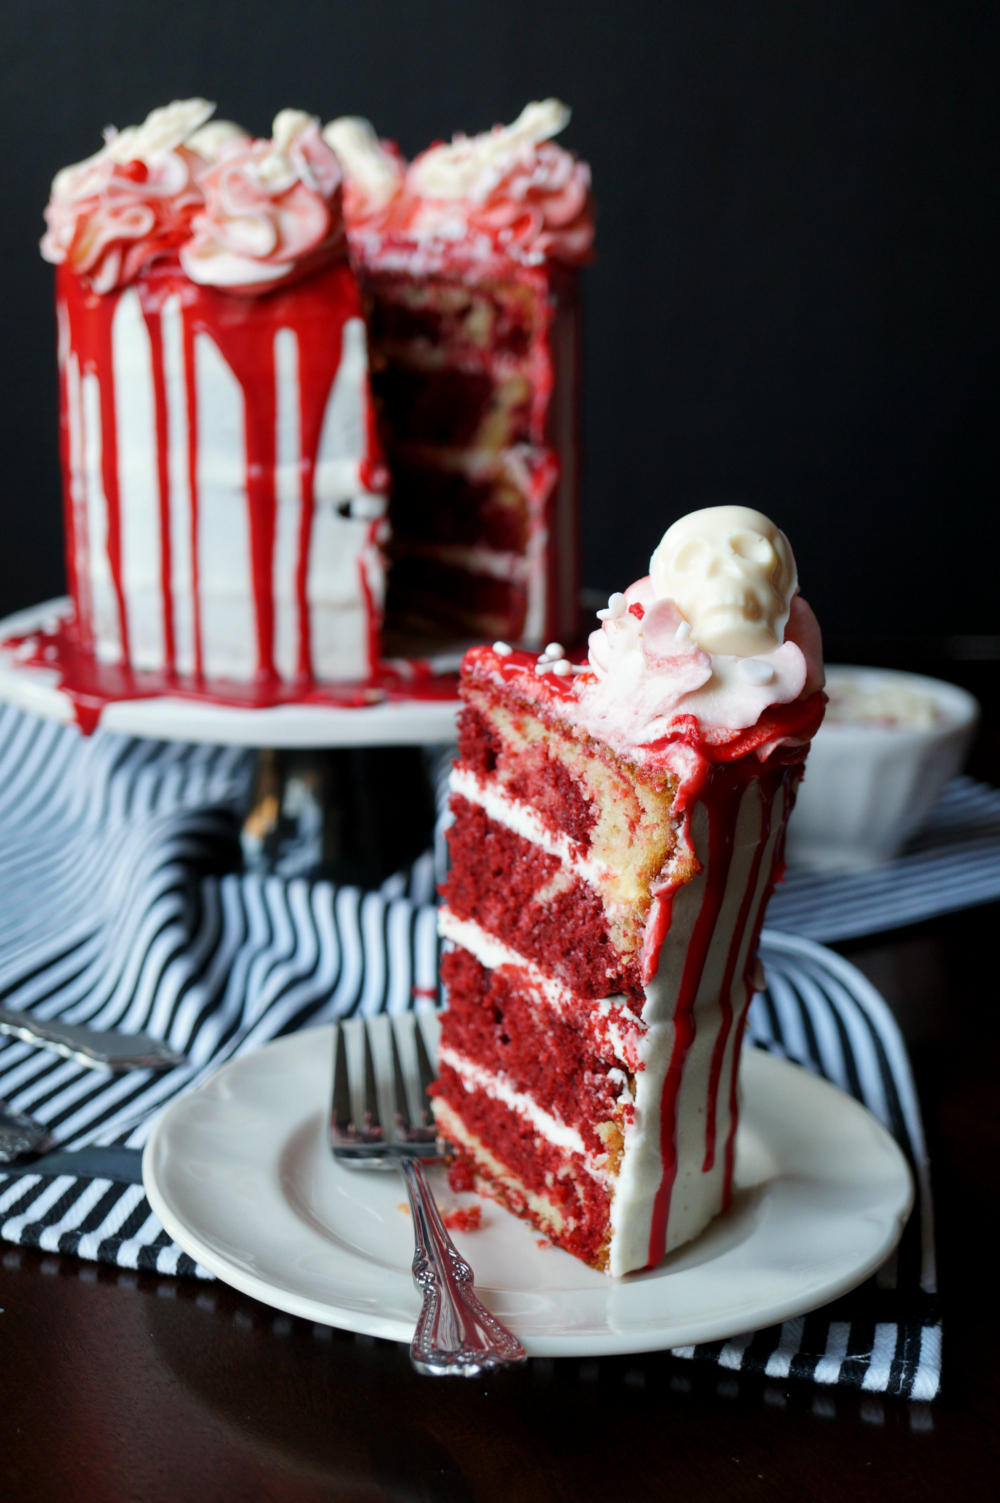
[
  {"x1": 0, "y1": 1144, "x2": 145, "y2": 1182},
  {"x1": 0, "y1": 1007, "x2": 184, "y2": 1072}
]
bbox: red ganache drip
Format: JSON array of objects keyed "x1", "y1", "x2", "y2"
[
  {"x1": 53, "y1": 253, "x2": 391, "y2": 707},
  {"x1": 645, "y1": 752, "x2": 800, "y2": 1269},
  {"x1": 6, "y1": 613, "x2": 458, "y2": 735},
  {"x1": 702, "y1": 789, "x2": 772, "y2": 1178}
]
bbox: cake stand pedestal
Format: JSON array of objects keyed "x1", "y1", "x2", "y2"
[{"x1": 0, "y1": 599, "x2": 461, "y2": 885}]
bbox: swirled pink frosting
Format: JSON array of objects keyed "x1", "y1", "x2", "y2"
[
  {"x1": 40, "y1": 99, "x2": 211, "y2": 295},
  {"x1": 578, "y1": 578, "x2": 825, "y2": 754},
  {"x1": 180, "y1": 112, "x2": 346, "y2": 293},
  {"x1": 41, "y1": 101, "x2": 348, "y2": 296},
  {"x1": 330, "y1": 100, "x2": 594, "y2": 268},
  {"x1": 407, "y1": 139, "x2": 592, "y2": 264}
]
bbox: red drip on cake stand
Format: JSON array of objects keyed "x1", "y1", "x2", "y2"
[{"x1": 0, "y1": 597, "x2": 462, "y2": 885}]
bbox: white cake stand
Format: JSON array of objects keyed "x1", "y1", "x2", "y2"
[{"x1": 0, "y1": 599, "x2": 460, "y2": 748}]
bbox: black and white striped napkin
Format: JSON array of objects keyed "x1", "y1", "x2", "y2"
[{"x1": 0, "y1": 704, "x2": 940, "y2": 1396}]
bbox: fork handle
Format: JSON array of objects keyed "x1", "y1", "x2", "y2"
[{"x1": 398, "y1": 1156, "x2": 526, "y2": 1377}]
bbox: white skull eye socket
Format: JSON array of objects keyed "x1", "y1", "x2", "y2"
[
  {"x1": 730, "y1": 532, "x2": 775, "y2": 568},
  {"x1": 673, "y1": 537, "x2": 710, "y2": 574}
]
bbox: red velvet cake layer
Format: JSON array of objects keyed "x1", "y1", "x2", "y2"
[
  {"x1": 373, "y1": 366, "x2": 502, "y2": 448},
  {"x1": 388, "y1": 558, "x2": 527, "y2": 640},
  {"x1": 433, "y1": 1065, "x2": 612, "y2": 1267},
  {"x1": 440, "y1": 947, "x2": 632, "y2": 1156},
  {"x1": 441, "y1": 796, "x2": 642, "y2": 1001},
  {"x1": 388, "y1": 463, "x2": 530, "y2": 553},
  {"x1": 368, "y1": 273, "x2": 543, "y2": 364}
]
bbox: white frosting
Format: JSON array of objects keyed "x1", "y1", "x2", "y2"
[
  {"x1": 42, "y1": 99, "x2": 213, "y2": 293},
  {"x1": 407, "y1": 100, "x2": 570, "y2": 200},
  {"x1": 439, "y1": 907, "x2": 585, "y2": 1017},
  {"x1": 448, "y1": 766, "x2": 611, "y2": 887},
  {"x1": 438, "y1": 1046, "x2": 596, "y2": 1164},
  {"x1": 606, "y1": 784, "x2": 784, "y2": 1274},
  {"x1": 42, "y1": 100, "x2": 347, "y2": 296},
  {"x1": 49, "y1": 99, "x2": 214, "y2": 203},
  {"x1": 399, "y1": 541, "x2": 530, "y2": 584},
  {"x1": 573, "y1": 506, "x2": 824, "y2": 749},
  {"x1": 389, "y1": 100, "x2": 594, "y2": 265},
  {"x1": 187, "y1": 120, "x2": 250, "y2": 161},
  {"x1": 322, "y1": 117, "x2": 404, "y2": 210},
  {"x1": 60, "y1": 290, "x2": 381, "y2": 682}
]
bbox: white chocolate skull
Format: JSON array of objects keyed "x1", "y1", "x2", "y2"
[{"x1": 649, "y1": 505, "x2": 797, "y2": 657}]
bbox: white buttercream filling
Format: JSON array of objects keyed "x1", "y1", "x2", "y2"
[
  {"x1": 438, "y1": 1045, "x2": 614, "y2": 1183},
  {"x1": 448, "y1": 766, "x2": 610, "y2": 888},
  {"x1": 438, "y1": 908, "x2": 642, "y2": 1065}
]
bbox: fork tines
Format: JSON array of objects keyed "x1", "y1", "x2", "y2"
[{"x1": 331, "y1": 1014, "x2": 440, "y2": 1163}]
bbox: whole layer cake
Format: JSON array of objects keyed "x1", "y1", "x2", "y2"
[
  {"x1": 432, "y1": 506, "x2": 826, "y2": 1275},
  {"x1": 325, "y1": 101, "x2": 593, "y2": 648},
  {"x1": 39, "y1": 98, "x2": 591, "y2": 695},
  {"x1": 43, "y1": 100, "x2": 389, "y2": 686}
]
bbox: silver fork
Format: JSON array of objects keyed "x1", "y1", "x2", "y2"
[{"x1": 330, "y1": 1015, "x2": 526, "y2": 1377}]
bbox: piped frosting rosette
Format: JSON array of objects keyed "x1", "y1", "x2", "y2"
[
  {"x1": 181, "y1": 110, "x2": 346, "y2": 293},
  {"x1": 42, "y1": 100, "x2": 348, "y2": 296},
  {"x1": 324, "y1": 99, "x2": 594, "y2": 267},
  {"x1": 575, "y1": 507, "x2": 826, "y2": 760},
  {"x1": 40, "y1": 99, "x2": 214, "y2": 294},
  {"x1": 405, "y1": 100, "x2": 594, "y2": 264}
]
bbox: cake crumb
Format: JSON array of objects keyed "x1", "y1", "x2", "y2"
[
  {"x1": 448, "y1": 1156, "x2": 476, "y2": 1193},
  {"x1": 397, "y1": 1203, "x2": 411, "y2": 1216},
  {"x1": 442, "y1": 1206, "x2": 483, "y2": 1233}
]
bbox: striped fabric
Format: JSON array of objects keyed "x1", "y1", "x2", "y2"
[
  {"x1": 770, "y1": 775, "x2": 1000, "y2": 941},
  {"x1": 673, "y1": 930, "x2": 940, "y2": 1399},
  {"x1": 0, "y1": 704, "x2": 940, "y2": 1395}
]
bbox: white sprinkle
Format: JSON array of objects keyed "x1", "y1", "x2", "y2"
[
  {"x1": 607, "y1": 593, "x2": 627, "y2": 619},
  {"x1": 544, "y1": 642, "x2": 564, "y2": 659},
  {"x1": 737, "y1": 658, "x2": 774, "y2": 685},
  {"x1": 534, "y1": 662, "x2": 549, "y2": 675},
  {"x1": 492, "y1": 641, "x2": 513, "y2": 656},
  {"x1": 552, "y1": 659, "x2": 572, "y2": 676},
  {"x1": 571, "y1": 662, "x2": 590, "y2": 674},
  {"x1": 675, "y1": 620, "x2": 692, "y2": 642},
  {"x1": 596, "y1": 608, "x2": 611, "y2": 620}
]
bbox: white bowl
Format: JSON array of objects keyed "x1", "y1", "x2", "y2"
[{"x1": 784, "y1": 666, "x2": 979, "y2": 872}]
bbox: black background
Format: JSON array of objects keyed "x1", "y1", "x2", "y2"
[{"x1": 1, "y1": 0, "x2": 997, "y2": 639}]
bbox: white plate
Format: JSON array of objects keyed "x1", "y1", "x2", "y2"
[
  {"x1": 0, "y1": 599, "x2": 460, "y2": 747},
  {"x1": 142, "y1": 1025, "x2": 913, "y2": 1358}
]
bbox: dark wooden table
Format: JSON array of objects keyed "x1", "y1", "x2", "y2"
[{"x1": 2, "y1": 650, "x2": 999, "y2": 1501}]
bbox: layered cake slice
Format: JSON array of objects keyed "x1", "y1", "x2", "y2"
[
  {"x1": 433, "y1": 506, "x2": 826, "y2": 1275},
  {"x1": 324, "y1": 102, "x2": 593, "y2": 648},
  {"x1": 42, "y1": 100, "x2": 389, "y2": 686}
]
